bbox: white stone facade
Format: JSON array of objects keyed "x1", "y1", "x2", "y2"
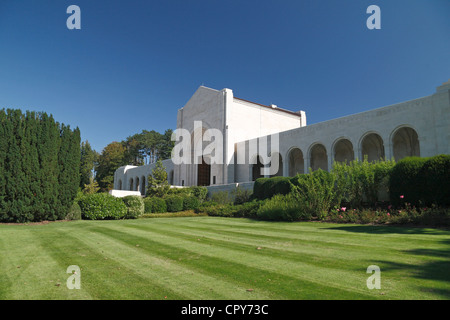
[{"x1": 113, "y1": 80, "x2": 450, "y2": 194}]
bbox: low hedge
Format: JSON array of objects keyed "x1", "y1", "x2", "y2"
[
  {"x1": 256, "y1": 193, "x2": 310, "y2": 221},
  {"x1": 253, "y1": 176, "x2": 292, "y2": 200},
  {"x1": 122, "y1": 195, "x2": 145, "y2": 219},
  {"x1": 182, "y1": 195, "x2": 201, "y2": 211},
  {"x1": 144, "y1": 197, "x2": 167, "y2": 213},
  {"x1": 165, "y1": 195, "x2": 184, "y2": 212},
  {"x1": 166, "y1": 186, "x2": 208, "y2": 202},
  {"x1": 389, "y1": 156, "x2": 428, "y2": 206},
  {"x1": 197, "y1": 200, "x2": 265, "y2": 219},
  {"x1": 420, "y1": 155, "x2": 450, "y2": 206},
  {"x1": 79, "y1": 193, "x2": 127, "y2": 220},
  {"x1": 389, "y1": 154, "x2": 450, "y2": 207}
]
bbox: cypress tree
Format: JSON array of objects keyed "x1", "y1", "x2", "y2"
[
  {"x1": 0, "y1": 109, "x2": 8, "y2": 221},
  {"x1": 57, "y1": 124, "x2": 81, "y2": 219},
  {"x1": 0, "y1": 109, "x2": 80, "y2": 222},
  {"x1": 5, "y1": 109, "x2": 29, "y2": 222}
]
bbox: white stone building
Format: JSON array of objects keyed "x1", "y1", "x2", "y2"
[{"x1": 113, "y1": 80, "x2": 450, "y2": 196}]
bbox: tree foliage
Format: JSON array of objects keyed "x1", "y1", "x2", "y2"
[
  {"x1": 94, "y1": 129, "x2": 174, "y2": 192},
  {"x1": 123, "y1": 129, "x2": 174, "y2": 165},
  {"x1": 146, "y1": 159, "x2": 170, "y2": 197},
  {"x1": 95, "y1": 141, "x2": 126, "y2": 192},
  {"x1": 0, "y1": 109, "x2": 80, "y2": 223},
  {"x1": 80, "y1": 140, "x2": 99, "y2": 188}
]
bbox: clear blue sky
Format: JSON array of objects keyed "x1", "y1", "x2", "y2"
[{"x1": 1, "y1": 0, "x2": 449, "y2": 153}]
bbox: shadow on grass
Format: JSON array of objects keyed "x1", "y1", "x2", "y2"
[
  {"x1": 323, "y1": 224, "x2": 448, "y2": 235},
  {"x1": 326, "y1": 225, "x2": 450, "y2": 299}
]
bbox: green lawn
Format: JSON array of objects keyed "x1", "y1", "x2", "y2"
[{"x1": 0, "y1": 217, "x2": 449, "y2": 300}]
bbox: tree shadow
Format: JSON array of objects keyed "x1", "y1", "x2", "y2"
[
  {"x1": 326, "y1": 226, "x2": 450, "y2": 299},
  {"x1": 324, "y1": 224, "x2": 448, "y2": 236}
]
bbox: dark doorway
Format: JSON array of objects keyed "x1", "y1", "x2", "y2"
[
  {"x1": 197, "y1": 158, "x2": 211, "y2": 186},
  {"x1": 252, "y1": 156, "x2": 264, "y2": 181}
]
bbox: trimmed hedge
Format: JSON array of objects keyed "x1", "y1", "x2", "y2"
[
  {"x1": 190, "y1": 186, "x2": 208, "y2": 202},
  {"x1": 256, "y1": 193, "x2": 310, "y2": 221},
  {"x1": 253, "y1": 176, "x2": 292, "y2": 200},
  {"x1": 182, "y1": 195, "x2": 200, "y2": 211},
  {"x1": 122, "y1": 195, "x2": 145, "y2": 219},
  {"x1": 79, "y1": 193, "x2": 127, "y2": 220},
  {"x1": 420, "y1": 155, "x2": 450, "y2": 206},
  {"x1": 389, "y1": 157, "x2": 428, "y2": 206},
  {"x1": 144, "y1": 197, "x2": 167, "y2": 213},
  {"x1": 198, "y1": 200, "x2": 264, "y2": 219},
  {"x1": 165, "y1": 195, "x2": 184, "y2": 212},
  {"x1": 389, "y1": 155, "x2": 450, "y2": 207}
]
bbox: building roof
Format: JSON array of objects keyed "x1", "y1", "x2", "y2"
[{"x1": 234, "y1": 97, "x2": 303, "y2": 118}]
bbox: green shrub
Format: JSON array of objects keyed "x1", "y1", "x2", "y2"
[
  {"x1": 122, "y1": 195, "x2": 145, "y2": 219},
  {"x1": 264, "y1": 176, "x2": 292, "y2": 199},
  {"x1": 79, "y1": 193, "x2": 127, "y2": 220},
  {"x1": 202, "y1": 204, "x2": 235, "y2": 217},
  {"x1": 210, "y1": 191, "x2": 233, "y2": 205},
  {"x1": 65, "y1": 202, "x2": 82, "y2": 220},
  {"x1": 165, "y1": 195, "x2": 184, "y2": 212},
  {"x1": 194, "y1": 201, "x2": 217, "y2": 213},
  {"x1": 291, "y1": 169, "x2": 336, "y2": 219},
  {"x1": 182, "y1": 195, "x2": 201, "y2": 211},
  {"x1": 389, "y1": 157, "x2": 429, "y2": 206},
  {"x1": 144, "y1": 197, "x2": 167, "y2": 213},
  {"x1": 196, "y1": 199, "x2": 265, "y2": 219},
  {"x1": 256, "y1": 193, "x2": 308, "y2": 221},
  {"x1": 233, "y1": 200, "x2": 264, "y2": 218},
  {"x1": 253, "y1": 177, "x2": 292, "y2": 200},
  {"x1": 253, "y1": 178, "x2": 269, "y2": 200},
  {"x1": 233, "y1": 186, "x2": 253, "y2": 205},
  {"x1": 332, "y1": 158, "x2": 395, "y2": 207},
  {"x1": 190, "y1": 186, "x2": 208, "y2": 202},
  {"x1": 166, "y1": 187, "x2": 192, "y2": 196},
  {"x1": 420, "y1": 155, "x2": 450, "y2": 206},
  {"x1": 143, "y1": 198, "x2": 153, "y2": 213}
]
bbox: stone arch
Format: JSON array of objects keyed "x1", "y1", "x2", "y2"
[
  {"x1": 288, "y1": 147, "x2": 304, "y2": 176},
  {"x1": 135, "y1": 177, "x2": 140, "y2": 193},
  {"x1": 333, "y1": 138, "x2": 355, "y2": 164},
  {"x1": 118, "y1": 179, "x2": 123, "y2": 190},
  {"x1": 269, "y1": 152, "x2": 283, "y2": 177},
  {"x1": 129, "y1": 178, "x2": 134, "y2": 191},
  {"x1": 169, "y1": 170, "x2": 174, "y2": 185},
  {"x1": 391, "y1": 126, "x2": 420, "y2": 161},
  {"x1": 251, "y1": 155, "x2": 264, "y2": 181},
  {"x1": 141, "y1": 176, "x2": 146, "y2": 195},
  {"x1": 309, "y1": 143, "x2": 328, "y2": 171},
  {"x1": 361, "y1": 132, "x2": 385, "y2": 162}
]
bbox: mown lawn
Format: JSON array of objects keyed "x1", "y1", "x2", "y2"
[{"x1": 0, "y1": 217, "x2": 449, "y2": 300}]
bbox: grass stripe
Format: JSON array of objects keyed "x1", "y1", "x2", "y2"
[
  {"x1": 97, "y1": 222, "x2": 378, "y2": 299},
  {"x1": 1, "y1": 217, "x2": 448, "y2": 299},
  {"x1": 66, "y1": 223, "x2": 273, "y2": 300}
]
